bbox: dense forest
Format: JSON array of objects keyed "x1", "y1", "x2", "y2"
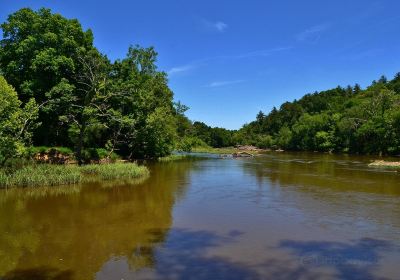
[
  {"x1": 0, "y1": 8, "x2": 183, "y2": 164},
  {"x1": 234, "y1": 75, "x2": 400, "y2": 155},
  {"x1": 1, "y1": 8, "x2": 399, "y2": 167},
  {"x1": 177, "y1": 74, "x2": 400, "y2": 156}
]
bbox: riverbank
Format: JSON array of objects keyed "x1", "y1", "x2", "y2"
[
  {"x1": 369, "y1": 160, "x2": 400, "y2": 169},
  {"x1": 0, "y1": 163, "x2": 149, "y2": 188},
  {"x1": 191, "y1": 146, "x2": 262, "y2": 155},
  {"x1": 158, "y1": 154, "x2": 195, "y2": 162}
]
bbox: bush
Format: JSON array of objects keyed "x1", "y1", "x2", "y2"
[
  {"x1": 176, "y1": 136, "x2": 208, "y2": 152},
  {"x1": 81, "y1": 148, "x2": 120, "y2": 163},
  {"x1": 27, "y1": 146, "x2": 74, "y2": 158},
  {"x1": 255, "y1": 135, "x2": 274, "y2": 149}
]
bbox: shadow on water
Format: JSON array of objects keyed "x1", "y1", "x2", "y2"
[
  {"x1": 277, "y1": 238, "x2": 395, "y2": 280},
  {"x1": 101, "y1": 227, "x2": 261, "y2": 280},
  {"x1": 152, "y1": 229, "x2": 259, "y2": 280},
  {"x1": 2, "y1": 266, "x2": 73, "y2": 280},
  {"x1": 123, "y1": 228, "x2": 396, "y2": 280}
]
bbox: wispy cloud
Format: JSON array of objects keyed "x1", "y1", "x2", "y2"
[
  {"x1": 231, "y1": 47, "x2": 293, "y2": 59},
  {"x1": 167, "y1": 46, "x2": 291, "y2": 77},
  {"x1": 202, "y1": 19, "x2": 228, "y2": 33},
  {"x1": 296, "y1": 23, "x2": 330, "y2": 42},
  {"x1": 205, "y1": 80, "x2": 245, "y2": 88},
  {"x1": 167, "y1": 65, "x2": 194, "y2": 75}
]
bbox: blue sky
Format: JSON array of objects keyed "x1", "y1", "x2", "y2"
[{"x1": 1, "y1": 0, "x2": 400, "y2": 129}]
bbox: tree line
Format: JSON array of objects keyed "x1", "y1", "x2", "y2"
[
  {"x1": 233, "y1": 75, "x2": 400, "y2": 155},
  {"x1": 1, "y1": 8, "x2": 399, "y2": 166},
  {"x1": 175, "y1": 74, "x2": 400, "y2": 156},
  {"x1": 0, "y1": 8, "x2": 180, "y2": 164}
]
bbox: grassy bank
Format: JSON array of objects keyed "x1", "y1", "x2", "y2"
[
  {"x1": 80, "y1": 163, "x2": 149, "y2": 180},
  {"x1": 0, "y1": 163, "x2": 149, "y2": 188},
  {"x1": 158, "y1": 154, "x2": 194, "y2": 162}
]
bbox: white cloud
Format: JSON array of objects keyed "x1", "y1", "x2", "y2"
[
  {"x1": 296, "y1": 23, "x2": 330, "y2": 42},
  {"x1": 202, "y1": 19, "x2": 228, "y2": 33},
  {"x1": 205, "y1": 80, "x2": 245, "y2": 88},
  {"x1": 167, "y1": 46, "x2": 292, "y2": 78},
  {"x1": 214, "y1": 21, "x2": 228, "y2": 32},
  {"x1": 232, "y1": 47, "x2": 293, "y2": 59},
  {"x1": 167, "y1": 65, "x2": 194, "y2": 75}
]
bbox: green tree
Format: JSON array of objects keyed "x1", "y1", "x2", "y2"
[
  {"x1": 0, "y1": 76, "x2": 38, "y2": 165},
  {"x1": 276, "y1": 126, "x2": 292, "y2": 149},
  {"x1": 0, "y1": 8, "x2": 94, "y2": 145},
  {"x1": 110, "y1": 46, "x2": 177, "y2": 158},
  {"x1": 46, "y1": 50, "x2": 110, "y2": 164}
]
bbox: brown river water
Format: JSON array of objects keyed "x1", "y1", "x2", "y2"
[{"x1": 0, "y1": 152, "x2": 399, "y2": 280}]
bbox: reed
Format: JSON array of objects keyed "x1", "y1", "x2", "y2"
[
  {"x1": 158, "y1": 154, "x2": 193, "y2": 162},
  {"x1": 0, "y1": 163, "x2": 149, "y2": 188},
  {"x1": 80, "y1": 162, "x2": 149, "y2": 180}
]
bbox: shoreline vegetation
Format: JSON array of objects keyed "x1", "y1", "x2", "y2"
[
  {"x1": 158, "y1": 154, "x2": 194, "y2": 162},
  {"x1": 0, "y1": 7, "x2": 399, "y2": 191},
  {"x1": 369, "y1": 160, "x2": 400, "y2": 169},
  {"x1": 0, "y1": 163, "x2": 149, "y2": 188},
  {"x1": 191, "y1": 146, "x2": 264, "y2": 155}
]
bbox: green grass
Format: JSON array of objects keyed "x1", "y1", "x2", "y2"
[
  {"x1": 0, "y1": 165, "x2": 81, "y2": 188},
  {"x1": 80, "y1": 163, "x2": 149, "y2": 180},
  {"x1": 158, "y1": 154, "x2": 194, "y2": 162},
  {"x1": 0, "y1": 163, "x2": 149, "y2": 188}
]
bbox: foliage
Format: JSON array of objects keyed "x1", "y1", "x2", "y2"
[
  {"x1": 237, "y1": 75, "x2": 400, "y2": 155},
  {"x1": 0, "y1": 163, "x2": 148, "y2": 188},
  {"x1": 176, "y1": 136, "x2": 208, "y2": 152},
  {"x1": 0, "y1": 76, "x2": 38, "y2": 165},
  {"x1": 1, "y1": 7, "x2": 400, "y2": 159},
  {"x1": 0, "y1": 165, "x2": 81, "y2": 188},
  {"x1": 0, "y1": 8, "x2": 94, "y2": 145},
  {"x1": 0, "y1": 8, "x2": 179, "y2": 161},
  {"x1": 80, "y1": 163, "x2": 149, "y2": 180},
  {"x1": 177, "y1": 121, "x2": 235, "y2": 149},
  {"x1": 27, "y1": 146, "x2": 74, "y2": 157},
  {"x1": 158, "y1": 154, "x2": 194, "y2": 162}
]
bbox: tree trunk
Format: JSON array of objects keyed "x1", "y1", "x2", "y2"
[{"x1": 76, "y1": 127, "x2": 84, "y2": 165}]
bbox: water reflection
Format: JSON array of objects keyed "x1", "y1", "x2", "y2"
[
  {"x1": 278, "y1": 238, "x2": 396, "y2": 280},
  {"x1": 243, "y1": 152, "x2": 400, "y2": 195},
  {"x1": 0, "y1": 161, "x2": 196, "y2": 279},
  {"x1": 97, "y1": 228, "x2": 398, "y2": 280},
  {"x1": 0, "y1": 154, "x2": 399, "y2": 280},
  {"x1": 97, "y1": 228, "x2": 259, "y2": 280}
]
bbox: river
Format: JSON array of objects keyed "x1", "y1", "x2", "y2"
[{"x1": 0, "y1": 152, "x2": 399, "y2": 279}]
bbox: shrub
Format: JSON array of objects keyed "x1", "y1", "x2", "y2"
[{"x1": 81, "y1": 148, "x2": 120, "y2": 163}]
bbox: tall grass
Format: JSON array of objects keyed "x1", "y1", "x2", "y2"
[
  {"x1": 80, "y1": 163, "x2": 149, "y2": 180},
  {"x1": 0, "y1": 163, "x2": 149, "y2": 188},
  {"x1": 158, "y1": 154, "x2": 194, "y2": 162},
  {"x1": 0, "y1": 165, "x2": 81, "y2": 188}
]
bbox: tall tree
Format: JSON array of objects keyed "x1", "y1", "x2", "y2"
[
  {"x1": 0, "y1": 76, "x2": 38, "y2": 165},
  {"x1": 0, "y1": 8, "x2": 94, "y2": 145}
]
